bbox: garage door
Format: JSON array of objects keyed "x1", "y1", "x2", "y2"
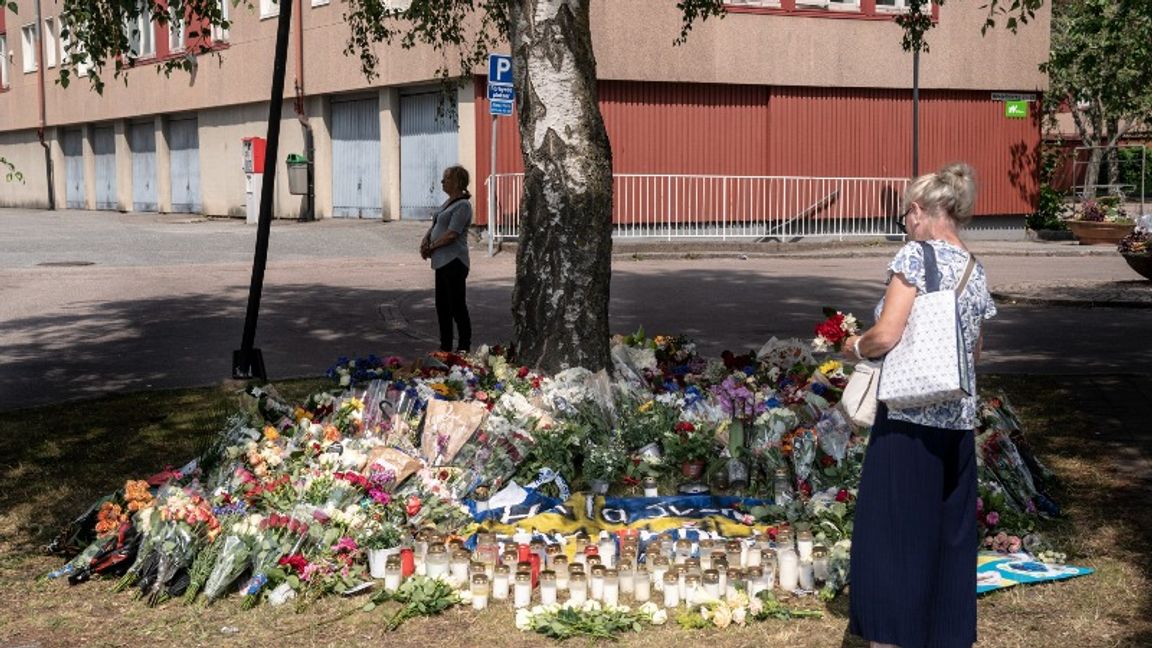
[
  {"x1": 169, "y1": 118, "x2": 201, "y2": 213},
  {"x1": 400, "y1": 91, "x2": 458, "y2": 220},
  {"x1": 129, "y1": 121, "x2": 157, "y2": 212},
  {"x1": 62, "y1": 128, "x2": 85, "y2": 209},
  {"x1": 93, "y1": 126, "x2": 116, "y2": 210},
  {"x1": 331, "y1": 97, "x2": 382, "y2": 218}
]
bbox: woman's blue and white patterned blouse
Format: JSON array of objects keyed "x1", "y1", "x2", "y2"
[{"x1": 873, "y1": 240, "x2": 997, "y2": 430}]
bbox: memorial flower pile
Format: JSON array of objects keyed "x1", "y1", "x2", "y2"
[{"x1": 47, "y1": 331, "x2": 1066, "y2": 637}]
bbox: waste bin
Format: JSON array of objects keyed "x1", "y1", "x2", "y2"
[{"x1": 286, "y1": 153, "x2": 309, "y2": 195}]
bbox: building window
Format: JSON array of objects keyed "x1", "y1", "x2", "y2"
[
  {"x1": 169, "y1": 7, "x2": 186, "y2": 51},
  {"x1": 126, "y1": 3, "x2": 156, "y2": 58},
  {"x1": 795, "y1": 0, "x2": 860, "y2": 10},
  {"x1": 875, "y1": 0, "x2": 909, "y2": 10},
  {"x1": 260, "y1": 0, "x2": 278, "y2": 19},
  {"x1": 21, "y1": 24, "x2": 36, "y2": 73},
  {"x1": 211, "y1": 0, "x2": 230, "y2": 42},
  {"x1": 311, "y1": 0, "x2": 330, "y2": 7},
  {"x1": 43, "y1": 17, "x2": 57, "y2": 68},
  {"x1": 0, "y1": 34, "x2": 9, "y2": 88}
]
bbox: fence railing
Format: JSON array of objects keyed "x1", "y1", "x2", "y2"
[{"x1": 486, "y1": 173, "x2": 910, "y2": 248}]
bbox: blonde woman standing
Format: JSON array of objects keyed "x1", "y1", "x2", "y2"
[
  {"x1": 843, "y1": 163, "x2": 997, "y2": 648},
  {"x1": 420, "y1": 165, "x2": 473, "y2": 353}
]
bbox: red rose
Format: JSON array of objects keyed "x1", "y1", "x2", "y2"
[
  {"x1": 406, "y1": 496, "x2": 422, "y2": 517},
  {"x1": 835, "y1": 488, "x2": 851, "y2": 503},
  {"x1": 820, "y1": 455, "x2": 836, "y2": 467},
  {"x1": 517, "y1": 366, "x2": 530, "y2": 378},
  {"x1": 799, "y1": 480, "x2": 813, "y2": 497}
]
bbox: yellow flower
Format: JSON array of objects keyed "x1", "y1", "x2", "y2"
[
  {"x1": 263, "y1": 425, "x2": 280, "y2": 441},
  {"x1": 430, "y1": 383, "x2": 452, "y2": 396},
  {"x1": 293, "y1": 407, "x2": 308, "y2": 422},
  {"x1": 818, "y1": 359, "x2": 842, "y2": 376},
  {"x1": 712, "y1": 603, "x2": 733, "y2": 629},
  {"x1": 347, "y1": 397, "x2": 365, "y2": 411},
  {"x1": 654, "y1": 335, "x2": 670, "y2": 347},
  {"x1": 638, "y1": 400, "x2": 654, "y2": 413}
]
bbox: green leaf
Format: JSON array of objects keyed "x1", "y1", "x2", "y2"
[{"x1": 7, "y1": 1, "x2": 17, "y2": 14}]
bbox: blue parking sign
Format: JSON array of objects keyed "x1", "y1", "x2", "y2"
[{"x1": 488, "y1": 54, "x2": 513, "y2": 86}]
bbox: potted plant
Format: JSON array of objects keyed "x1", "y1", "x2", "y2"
[
  {"x1": 1025, "y1": 185, "x2": 1073, "y2": 241},
  {"x1": 664, "y1": 421, "x2": 717, "y2": 480},
  {"x1": 583, "y1": 442, "x2": 627, "y2": 494},
  {"x1": 361, "y1": 522, "x2": 403, "y2": 579},
  {"x1": 1067, "y1": 197, "x2": 1134, "y2": 245},
  {"x1": 1118, "y1": 227, "x2": 1152, "y2": 280}
]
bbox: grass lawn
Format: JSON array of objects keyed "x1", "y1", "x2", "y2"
[{"x1": 1, "y1": 375, "x2": 1149, "y2": 648}]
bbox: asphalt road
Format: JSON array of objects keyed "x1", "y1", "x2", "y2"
[{"x1": 2, "y1": 209, "x2": 1149, "y2": 410}]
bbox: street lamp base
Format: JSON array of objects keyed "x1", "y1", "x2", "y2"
[{"x1": 232, "y1": 348, "x2": 267, "y2": 381}]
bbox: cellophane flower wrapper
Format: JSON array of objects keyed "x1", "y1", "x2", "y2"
[
  {"x1": 144, "y1": 522, "x2": 195, "y2": 603},
  {"x1": 815, "y1": 410, "x2": 852, "y2": 463},
  {"x1": 790, "y1": 429, "x2": 818, "y2": 486},
  {"x1": 976, "y1": 429, "x2": 1044, "y2": 514},
  {"x1": 203, "y1": 533, "x2": 255, "y2": 601}
]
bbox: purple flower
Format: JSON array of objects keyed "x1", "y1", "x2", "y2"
[{"x1": 985, "y1": 511, "x2": 1000, "y2": 527}]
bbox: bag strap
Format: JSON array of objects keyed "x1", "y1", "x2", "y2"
[
  {"x1": 955, "y1": 253, "x2": 976, "y2": 296},
  {"x1": 917, "y1": 241, "x2": 941, "y2": 293},
  {"x1": 917, "y1": 241, "x2": 976, "y2": 295}
]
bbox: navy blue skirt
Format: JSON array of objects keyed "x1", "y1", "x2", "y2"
[{"x1": 848, "y1": 403, "x2": 977, "y2": 648}]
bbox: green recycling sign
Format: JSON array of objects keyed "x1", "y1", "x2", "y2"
[{"x1": 1005, "y1": 100, "x2": 1029, "y2": 119}]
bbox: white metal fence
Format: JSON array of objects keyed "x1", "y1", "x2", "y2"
[{"x1": 486, "y1": 173, "x2": 910, "y2": 246}]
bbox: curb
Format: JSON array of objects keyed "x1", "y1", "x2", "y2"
[{"x1": 991, "y1": 292, "x2": 1152, "y2": 309}]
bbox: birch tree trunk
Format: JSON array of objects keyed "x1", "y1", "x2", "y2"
[{"x1": 508, "y1": 0, "x2": 614, "y2": 373}]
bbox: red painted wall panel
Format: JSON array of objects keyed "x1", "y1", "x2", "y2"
[
  {"x1": 475, "y1": 79, "x2": 771, "y2": 224},
  {"x1": 767, "y1": 86, "x2": 1040, "y2": 216},
  {"x1": 475, "y1": 80, "x2": 1039, "y2": 224}
]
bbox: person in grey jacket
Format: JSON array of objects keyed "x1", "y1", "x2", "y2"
[{"x1": 421, "y1": 165, "x2": 473, "y2": 353}]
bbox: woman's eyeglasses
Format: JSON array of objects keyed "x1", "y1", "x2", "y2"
[{"x1": 896, "y1": 205, "x2": 914, "y2": 233}]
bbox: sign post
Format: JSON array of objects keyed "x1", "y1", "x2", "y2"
[{"x1": 487, "y1": 54, "x2": 514, "y2": 257}]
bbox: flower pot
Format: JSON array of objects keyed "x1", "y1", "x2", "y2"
[
  {"x1": 1025, "y1": 228, "x2": 1075, "y2": 242},
  {"x1": 588, "y1": 479, "x2": 610, "y2": 495},
  {"x1": 680, "y1": 460, "x2": 706, "y2": 480},
  {"x1": 368, "y1": 547, "x2": 400, "y2": 579},
  {"x1": 1122, "y1": 254, "x2": 1152, "y2": 281},
  {"x1": 1068, "y1": 221, "x2": 1134, "y2": 245}
]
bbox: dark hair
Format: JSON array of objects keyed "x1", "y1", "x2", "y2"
[{"x1": 445, "y1": 165, "x2": 470, "y2": 190}]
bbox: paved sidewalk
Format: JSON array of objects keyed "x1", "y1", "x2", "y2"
[{"x1": 2, "y1": 208, "x2": 1150, "y2": 410}]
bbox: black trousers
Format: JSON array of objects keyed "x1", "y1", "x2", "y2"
[{"x1": 434, "y1": 259, "x2": 471, "y2": 352}]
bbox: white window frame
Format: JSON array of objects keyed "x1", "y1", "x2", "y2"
[
  {"x1": 874, "y1": 0, "x2": 910, "y2": 12},
  {"x1": 796, "y1": 0, "x2": 860, "y2": 11},
  {"x1": 43, "y1": 17, "x2": 57, "y2": 68},
  {"x1": 211, "y1": 0, "x2": 230, "y2": 42},
  {"x1": 260, "y1": 0, "x2": 279, "y2": 19},
  {"x1": 21, "y1": 24, "x2": 37, "y2": 73},
  {"x1": 0, "y1": 34, "x2": 9, "y2": 88},
  {"x1": 126, "y1": 4, "x2": 156, "y2": 58},
  {"x1": 169, "y1": 7, "x2": 186, "y2": 52},
  {"x1": 311, "y1": 0, "x2": 330, "y2": 7}
]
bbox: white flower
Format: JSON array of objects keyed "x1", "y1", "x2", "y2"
[
  {"x1": 582, "y1": 599, "x2": 602, "y2": 613},
  {"x1": 615, "y1": 604, "x2": 631, "y2": 614},
  {"x1": 639, "y1": 602, "x2": 660, "y2": 617},
  {"x1": 650, "y1": 609, "x2": 668, "y2": 626},
  {"x1": 268, "y1": 582, "x2": 297, "y2": 607},
  {"x1": 514, "y1": 608, "x2": 533, "y2": 631},
  {"x1": 732, "y1": 606, "x2": 747, "y2": 626},
  {"x1": 530, "y1": 605, "x2": 546, "y2": 617},
  {"x1": 339, "y1": 374, "x2": 351, "y2": 387},
  {"x1": 457, "y1": 589, "x2": 473, "y2": 604},
  {"x1": 749, "y1": 597, "x2": 763, "y2": 616}
]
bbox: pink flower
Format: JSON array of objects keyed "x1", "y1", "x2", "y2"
[
  {"x1": 976, "y1": 497, "x2": 984, "y2": 513},
  {"x1": 985, "y1": 511, "x2": 1000, "y2": 527}
]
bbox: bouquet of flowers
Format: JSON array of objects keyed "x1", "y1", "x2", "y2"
[
  {"x1": 811, "y1": 308, "x2": 860, "y2": 353},
  {"x1": 201, "y1": 513, "x2": 264, "y2": 602},
  {"x1": 137, "y1": 486, "x2": 220, "y2": 605},
  {"x1": 238, "y1": 512, "x2": 311, "y2": 608}
]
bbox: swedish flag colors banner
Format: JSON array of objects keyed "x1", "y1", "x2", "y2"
[
  {"x1": 976, "y1": 552, "x2": 1093, "y2": 594},
  {"x1": 471, "y1": 491, "x2": 767, "y2": 537}
]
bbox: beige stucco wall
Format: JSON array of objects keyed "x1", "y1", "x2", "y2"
[
  {"x1": 591, "y1": 2, "x2": 1050, "y2": 91},
  {"x1": 0, "y1": 1, "x2": 1050, "y2": 133},
  {"x1": 0, "y1": 130, "x2": 50, "y2": 207}
]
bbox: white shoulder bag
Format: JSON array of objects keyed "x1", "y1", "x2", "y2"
[
  {"x1": 838, "y1": 359, "x2": 881, "y2": 428},
  {"x1": 876, "y1": 242, "x2": 976, "y2": 410}
]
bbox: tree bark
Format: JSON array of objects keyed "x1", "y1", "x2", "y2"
[{"x1": 508, "y1": 0, "x2": 614, "y2": 373}]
